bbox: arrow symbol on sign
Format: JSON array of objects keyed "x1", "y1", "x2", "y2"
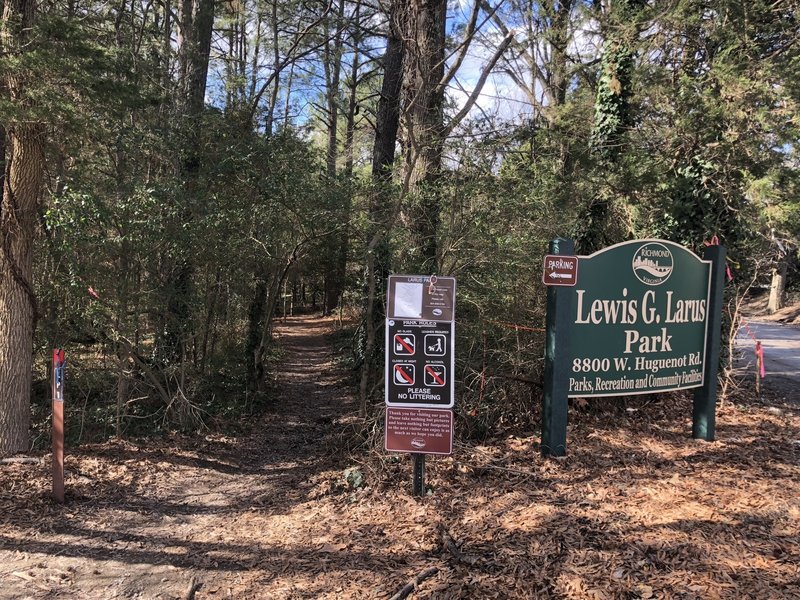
[{"x1": 549, "y1": 272, "x2": 572, "y2": 279}]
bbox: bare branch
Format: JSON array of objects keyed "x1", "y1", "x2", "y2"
[
  {"x1": 439, "y1": 0, "x2": 481, "y2": 91},
  {"x1": 247, "y1": 1, "x2": 335, "y2": 126},
  {"x1": 444, "y1": 31, "x2": 514, "y2": 136}
]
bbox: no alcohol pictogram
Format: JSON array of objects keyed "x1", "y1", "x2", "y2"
[{"x1": 424, "y1": 365, "x2": 446, "y2": 387}]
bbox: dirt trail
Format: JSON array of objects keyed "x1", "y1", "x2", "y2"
[{"x1": 0, "y1": 315, "x2": 368, "y2": 599}]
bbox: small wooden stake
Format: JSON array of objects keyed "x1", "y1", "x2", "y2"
[
  {"x1": 52, "y1": 349, "x2": 65, "y2": 503},
  {"x1": 755, "y1": 341, "x2": 762, "y2": 400},
  {"x1": 389, "y1": 566, "x2": 439, "y2": 600}
]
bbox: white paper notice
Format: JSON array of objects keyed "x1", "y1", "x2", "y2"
[{"x1": 394, "y1": 282, "x2": 423, "y2": 318}]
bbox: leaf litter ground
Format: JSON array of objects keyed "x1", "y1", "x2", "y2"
[{"x1": 1, "y1": 316, "x2": 798, "y2": 599}]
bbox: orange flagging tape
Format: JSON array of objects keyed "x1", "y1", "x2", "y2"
[
  {"x1": 740, "y1": 318, "x2": 766, "y2": 378},
  {"x1": 484, "y1": 319, "x2": 545, "y2": 333}
]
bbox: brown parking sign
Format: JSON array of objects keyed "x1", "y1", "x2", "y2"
[{"x1": 542, "y1": 254, "x2": 578, "y2": 286}]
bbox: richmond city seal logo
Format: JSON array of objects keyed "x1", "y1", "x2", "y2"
[{"x1": 632, "y1": 242, "x2": 674, "y2": 286}]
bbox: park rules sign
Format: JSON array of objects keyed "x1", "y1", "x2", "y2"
[
  {"x1": 385, "y1": 275, "x2": 456, "y2": 409},
  {"x1": 568, "y1": 240, "x2": 712, "y2": 397},
  {"x1": 385, "y1": 275, "x2": 456, "y2": 461}
]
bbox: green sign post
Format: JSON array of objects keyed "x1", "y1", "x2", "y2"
[
  {"x1": 541, "y1": 238, "x2": 726, "y2": 457},
  {"x1": 692, "y1": 244, "x2": 726, "y2": 441},
  {"x1": 541, "y1": 238, "x2": 575, "y2": 457}
]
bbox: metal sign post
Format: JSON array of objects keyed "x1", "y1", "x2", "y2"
[
  {"x1": 52, "y1": 349, "x2": 66, "y2": 503},
  {"x1": 412, "y1": 453, "x2": 425, "y2": 496},
  {"x1": 385, "y1": 275, "x2": 456, "y2": 497}
]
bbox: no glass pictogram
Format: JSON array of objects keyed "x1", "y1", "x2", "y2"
[
  {"x1": 394, "y1": 364, "x2": 415, "y2": 385},
  {"x1": 424, "y1": 365, "x2": 446, "y2": 387},
  {"x1": 394, "y1": 334, "x2": 416, "y2": 355}
]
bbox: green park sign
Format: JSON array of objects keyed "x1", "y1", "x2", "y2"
[
  {"x1": 568, "y1": 240, "x2": 711, "y2": 397},
  {"x1": 541, "y1": 238, "x2": 727, "y2": 457}
]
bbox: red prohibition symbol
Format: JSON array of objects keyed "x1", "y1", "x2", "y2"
[
  {"x1": 394, "y1": 364, "x2": 415, "y2": 385},
  {"x1": 424, "y1": 365, "x2": 445, "y2": 386},
  {"x1": 394, "y1": 334, "x2": 415, "y2": 355}
]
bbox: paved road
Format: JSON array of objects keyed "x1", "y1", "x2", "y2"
[{"x1": 736, "y1": 320, "x2": 800, "y2": 401}]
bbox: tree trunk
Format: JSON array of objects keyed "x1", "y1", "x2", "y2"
[
  {"x1": 264, "y1": 0, "x2": 280, "y2": 135},
  {"x1": 253, "y1": 260, "x2": 293, "y2": 390},
  {"x1": 768, "y1": 261, "x2": 787, "y2": 314},
  {"x1": 114, "y1": 238, "x2": 132, "y2": 439},
  {"x1": 324, "y1": 0, "x2": 345, "y2": 178},
  {"x1": 402, "y1": 0, "x2": 446, "y2": 188},
  {"x1": 324, "y1": 19, "x2": 363, "y2": 316},
  {"x1": 371, "y1": 3, "x2": 404, "y2": 183},
  {"x1": 0, "y1": 125, "x2": 4, "y2": 215},
  {"x1": 401, "y1": 0, "x2": 446, "y2": 273},
  {"x1": 158, "y1": 0, "x2": 214, "y2": 364},
  {"x1": 574, "y1": 0, "x2": 645, "y2": 254},
  {"x1": 161, "y1": 0, "x2": 172, "y2": 93},
  {"x1": 180, "y1": 0, "x2": 214, "y2": 117},
  {"x1": 0, "y1": 124, "x2": 44, "y2": 456},
  {"x1": 343, "y1": 5, "x2": 361, "y2": 179},
  {"x1": 322, "y1": 0, "x2": 348, "y2": 315},
  {"x1": 544, "y1": 0, "x2": 574, "y2": 173},
  {"x1": 359, "y1": 0, "x2": 405, "y2": 417},
  {"x1": 245, "y1": 267, "x2": 270, "y2": 385},
  {"x1": 0, "y1": 0, "x2": 45, "y2": 457},
  {"x1": 199, "y1": 268, "x2": 221, "y2": 373}
]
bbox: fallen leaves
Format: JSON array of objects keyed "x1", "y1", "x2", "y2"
[{"x1": 0, "y1": 317, "x2": 798, "y2": 599}]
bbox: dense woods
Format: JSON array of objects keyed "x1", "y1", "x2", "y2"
[{"x1": 1, "y1": 0, "x2": 798, "y2": 455}]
